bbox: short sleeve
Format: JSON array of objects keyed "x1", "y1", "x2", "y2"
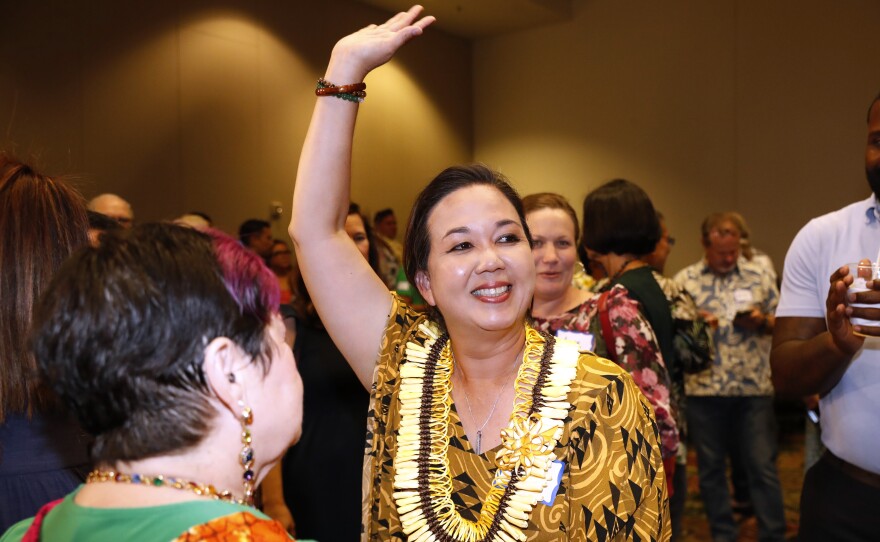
[
  {"x1": 374, "y1": 294, "x2": 425, "y2": 378},
  {"x1": 362, "y1": 294, "x2": 429, "y2": 541},
  {"x1": 776, "y1": 221, "x2": 825, "y2": 318},
  {"x1": 565, "y1": 354, "x2": 671, "y2": 541}
]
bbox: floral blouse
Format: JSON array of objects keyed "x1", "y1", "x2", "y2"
[{"x1": 531, "y1": 284, "x2": 679, "y2": 459}]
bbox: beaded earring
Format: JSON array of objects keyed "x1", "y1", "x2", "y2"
[{"x1": 238, "y1": 400, "x2": 255, "y2": 505}]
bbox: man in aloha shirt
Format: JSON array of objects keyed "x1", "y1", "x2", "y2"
[{"x1": 674, "y1": 213, "x2": 785, "y2": 542}]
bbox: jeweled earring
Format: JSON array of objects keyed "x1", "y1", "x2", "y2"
[{"x1": 238, "y1": 400, "x2": 255, "y2": 505}]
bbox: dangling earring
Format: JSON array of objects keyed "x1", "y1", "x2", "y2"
[{"x1": 238, "y1": 400, "x2": 255, "y2": 505}]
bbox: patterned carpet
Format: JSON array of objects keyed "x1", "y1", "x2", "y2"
[{"x1": 680, "y1": 431, "x2": 804, "y2": 541}]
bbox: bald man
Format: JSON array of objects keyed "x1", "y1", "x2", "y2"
[{"x1": 88, "y1": 193, "x2": 134, "y2": 228}]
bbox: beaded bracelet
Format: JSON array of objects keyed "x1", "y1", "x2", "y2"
[{"x1": 315, "y1": 78, "x2": 367, "y2": 103}]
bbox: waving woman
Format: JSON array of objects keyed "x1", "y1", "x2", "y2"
[{"x1": 289, "y1": 6, "x2": 670, "y2": 541}]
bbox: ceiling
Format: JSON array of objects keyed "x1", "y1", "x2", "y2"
[{"x1": 352, "y1": 0, "x2": 574, "y2": 39}]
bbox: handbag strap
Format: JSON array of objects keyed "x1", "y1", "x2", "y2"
[
  {"x1": 22, "y1": 498, "x2": 63, "y2": 542},
  {"x1": 597, "y1": 291, "x2": 617, "y2": 363}
]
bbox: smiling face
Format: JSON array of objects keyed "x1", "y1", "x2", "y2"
[
  {"x1": 415, "y1": 185, "x2": 535, "y2": 334},
  {"x1": 527, "y1": 208, "x2": 578, "y2": 303}
]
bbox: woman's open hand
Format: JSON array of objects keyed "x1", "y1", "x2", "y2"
[{"x1": 326, "y1": 5, "x2": 435, "y2": 84}]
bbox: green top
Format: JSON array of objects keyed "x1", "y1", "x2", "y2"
[
  {"x1": 0, "y1": 486, "x2": 289, "y2": 542},
  {"x1": 613, "y1": 265, "x2": 678, "y2": 377}
]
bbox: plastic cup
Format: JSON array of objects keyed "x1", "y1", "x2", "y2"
[{"x1": 846, "y1": 261, "x2": 880, "y2": 329}]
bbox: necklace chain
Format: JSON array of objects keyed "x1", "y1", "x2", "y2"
[
  {"x1": 87, "y1": 469, "x2": 249, "y2": 506},
  {"x1": 609, "y1": 258, "x2": 636, "y2": 283},
  {"x1": 458, "y1": 353, "x2": 520, "y2": 455}
]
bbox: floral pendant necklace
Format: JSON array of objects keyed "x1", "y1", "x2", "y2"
[{"x1": 392, "y1": 322, "x2": 580, "y2": 542}]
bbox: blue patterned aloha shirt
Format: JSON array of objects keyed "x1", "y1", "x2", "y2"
[{"x1": 673, "y1": 259, "x2": 778, "y2": 396}]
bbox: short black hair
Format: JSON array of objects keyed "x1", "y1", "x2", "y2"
[
  {"x1": 238, "y1": 218, "x2": 270, "y2": 244},
  {"x1": 582, "y1": 178, "x2": 660, "y2": 256},
  {"x1": 31, "y1": 223, "x2": 279, "y2": 464},
  {"x1": 373, "y1": 208, "x2": 394, "y2": 224}
]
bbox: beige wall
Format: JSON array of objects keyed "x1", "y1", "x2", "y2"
[
  {"x1": 4, "y1": 0, "x2": 879, "y2": 273},
  {"x1": 0, "y1": 0, "x2": 472, "y2": 239},
  {"x1": 474, "y1": 0, "x2": 880, "y2": 274}
]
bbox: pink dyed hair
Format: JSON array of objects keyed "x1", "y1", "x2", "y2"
[{"x1": 204, "y1": 228, "x2": 280, "y2": 323}]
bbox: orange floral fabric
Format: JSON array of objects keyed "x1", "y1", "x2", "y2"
[{"x1": 174, "y1": 512, "x2": 292, "y2": 542}]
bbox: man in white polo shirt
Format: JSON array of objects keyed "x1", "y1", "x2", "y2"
[{"x1": 771, "y1": 92, "x2": 880, "y2": 540}]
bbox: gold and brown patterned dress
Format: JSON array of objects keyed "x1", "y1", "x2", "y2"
[{"x1": 362, "y1": 296, "x2": 670, "y2": 541}]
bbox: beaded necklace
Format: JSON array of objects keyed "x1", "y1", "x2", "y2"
[
  {"x1": 392, "y1": 322, "x2": 580, "y2": 542},
  {"x1": 87, "y1": 470, "x2": 250, "y2": 506}
]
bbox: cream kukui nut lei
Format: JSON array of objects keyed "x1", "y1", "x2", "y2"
[{"x1": 392, "y1": 322, "x2": 580, "y2": 542}]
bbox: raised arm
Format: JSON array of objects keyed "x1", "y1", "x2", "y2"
[{"x1": 289, "y1": 6, "x2": 434, "y2": 388}]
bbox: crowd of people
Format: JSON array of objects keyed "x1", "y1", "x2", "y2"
[{"x1": 1, "y1": 5, "x2": 879, "y2": 542}]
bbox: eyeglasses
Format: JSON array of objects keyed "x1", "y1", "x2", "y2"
[{"x1": 271, "y1": 250, "x2": 292, "y2": 257}]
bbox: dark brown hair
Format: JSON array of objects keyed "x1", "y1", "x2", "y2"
[
  {"x1": 522, "y1": 192, "x2": 580, "y2": 243},
  {"x1": 31, "y1": 224, "x2": 280, "y2": 463},
  {"x1": 0, "y1": 154, "x2": 89, "y2": 422},
  {"x1": 404, "y1": 164, "x2": 530, "y2": 283},
  {"x1": 582, "y1": 178, "x2": 660, "y2": 256},
  {"x1": 403, "y1": 164, "x2": 531, "y2": 324}
]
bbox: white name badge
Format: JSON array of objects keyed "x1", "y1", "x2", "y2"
[
  {"x1": 541, "y1": 460, "x2": 565, "y2": 505},
  {"x1": 733, "y1": 289, "x2": 754, "y2": 305},
  {"x1": 556, "y1": 330, "x2": 595, "y2": 352}
]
